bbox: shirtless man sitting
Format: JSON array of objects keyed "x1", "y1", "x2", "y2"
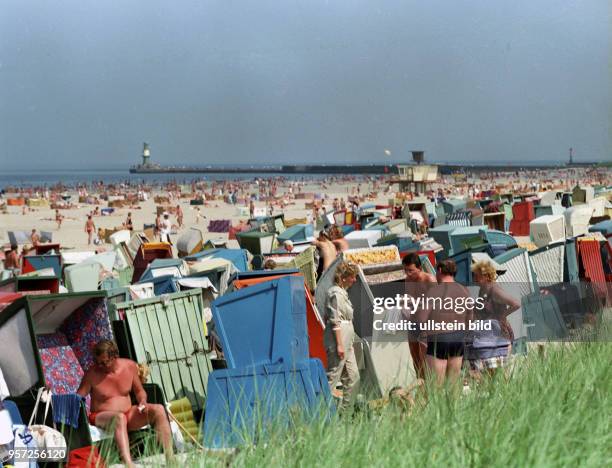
[{"x1": 77, "y1": 340, "x2": 172, "y2": 467}]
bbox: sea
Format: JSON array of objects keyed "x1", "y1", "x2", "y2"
[
  {"x1": 1, "y1": 160, "x2": 594, "y2": 189},
  {"x1": 0, "y1": 170, "x2": 336, "y2": 189}
]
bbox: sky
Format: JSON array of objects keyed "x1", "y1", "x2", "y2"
[{"x1": 0, "y1": 0, "x2": 609, "y2": 170}]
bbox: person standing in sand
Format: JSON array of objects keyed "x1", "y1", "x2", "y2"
[
  {"x1": 125, "y1": 212, "x2": 134, "y2": 232},
  {"x1": 324, "y1": 261, "x2": 360, "y2": 411},
  {"x1": 176, "y1": 205, "x2": 183, "y2": 228},
  {"x1": 195, "y1": 206, "x2": 204, "y2": 224},
  {"x1": 467, "y1": 260, "x2": 519, "y2": 379},
  {"x1": 155, "y1": 212, "x2": 162, "y2": 237},
  {"x1": 77, "y1": 340, "x2": 172, "y2": 468},
  {"x1": 160, "y1": 214, "x2": 172, "y2": 244},
  {"x1": 328, "y1": 225, "x2": 349, "y2": 253},
  {"x1": 94, "y1": 227, "x2": 105, "y2": 246},
  {"x1": 313, "y1": 231, "x2": 337, "y2": 279},
  {"x1": 85, "y1": 215, "x2": 95, "y2": 245},
  {"x1": 55, "y1": 209, "x2": 63, "y2": 229},
  {"x1": 402, "y1": 253, "x2": 437, "y2": 380},
  {"x1": 415, "y1": 260, "x2": 473, "y2": 385}
]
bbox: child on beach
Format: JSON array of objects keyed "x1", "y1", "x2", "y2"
[
  {"x1": 195, "y1": 207, "x2": 205, "y2": 223},
  {"x1": 94, "y1": 228, "x2": 104, "y2": 246}
]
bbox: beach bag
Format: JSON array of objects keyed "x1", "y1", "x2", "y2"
[
  {"x1": 27, "y1": 388, "x2": 66, "y2": 458},
  {"x1": 12, "y1": 425, "x2": 38, "y2": 468},
  {"x1": 67, "y1": 446, "x2": 106, "y2": 468},
  {"x1": 169, "y1": 419, "x2": 185, "y2": 453}
]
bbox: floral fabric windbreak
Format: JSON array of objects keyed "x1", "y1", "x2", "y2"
[{"x1": 36, "y1": 298, "x2": 113, "y2": 406}]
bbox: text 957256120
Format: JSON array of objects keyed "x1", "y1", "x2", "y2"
[{"x1": 7, "y1": 447, "x2": 67, "y2": 462}]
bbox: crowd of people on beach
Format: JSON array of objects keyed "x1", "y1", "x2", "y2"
[
  {"x1": 317, "y1": 246, "x2": 521, "y2": 410},
  {"x1": 1, "y1": 166, "x2": 610, "y2": 465}
]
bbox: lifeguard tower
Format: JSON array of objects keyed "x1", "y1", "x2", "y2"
[{"x1": 393, "y1": 151, "x2": 439, "y2": 194}]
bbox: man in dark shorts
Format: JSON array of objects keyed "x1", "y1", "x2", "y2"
[
  {"x1": 402, "y1": 253, "x2": 437, "y2": 379},
  {"x1": 415, "y1": 260, "x2": 473, "y2": 385}
]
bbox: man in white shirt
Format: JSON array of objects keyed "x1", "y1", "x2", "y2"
[{"x1": 160, "y1": 213, "x2": 172, "y2": 243}]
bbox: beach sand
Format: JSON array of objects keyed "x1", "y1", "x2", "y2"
[
  {"x1": 1, "y1": 179, "x2": 388, "y2": 252},
  {"x1": 2, "y1": 166, "x2": 608, "y2": 254}
]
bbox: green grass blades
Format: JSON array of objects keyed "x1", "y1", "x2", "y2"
[{"x1": 103, "y1": 339, "x2": 611, "y2": 467}]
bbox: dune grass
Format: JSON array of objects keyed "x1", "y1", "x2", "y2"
[
  {"x1": 100, "y1": 337, "x2": 611, "y2": 467},
  {"x1": 190, "y1": 341, "x2": 611, "y2": 468}
]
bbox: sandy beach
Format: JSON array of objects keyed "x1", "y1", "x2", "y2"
[
  {"x1": 2, "y1": 167, "x2": 609, "y2": 254},
  {"x1": 1, "y1": 178, "x2": 389, "y2": 252}
]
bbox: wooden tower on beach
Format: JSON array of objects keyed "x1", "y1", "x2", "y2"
[{"x1": 393, "y1": 151, "x2": 439, "y2": 194}]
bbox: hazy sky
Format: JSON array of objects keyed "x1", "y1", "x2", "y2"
[{"x1": 1, "y1": 0, "x2": 609, "y2": 170}]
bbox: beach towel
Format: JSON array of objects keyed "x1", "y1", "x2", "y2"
[
  {"x1": 51, "y1": 394, "x2": 84, "y2": 429},
  {"x1": 208, "y1": 220, "x2": 231, "y2": 233}
]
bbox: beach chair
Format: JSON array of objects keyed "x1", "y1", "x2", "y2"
[
  {"x1": 131, "y1": 242, "x2": 173, "y2": 283},
  {"x1": 564, "y1": 205, "x2": 594, "y2": 237},
  {"x1": 522, "y1": 292, "x2": 567, "y2": 341},
  {"x1": 51, "y1": 383, "x2": 171, "y2": 458},
  {"x1": 187, "y1": 248, "x2": 249, "y2": 273},
  {"x1": 176, "y1": 227, "x2": 203, "y2": 257},
  {"x1": 16, "y1": 274, "x2": 60, "y2": 294},
  {"x1": 236, "y1": 230, "x2": 277, "y2": 256},
  {"x1": 529, "y1": 215, "x2": 565, "y2": 248},
  {"x1": 529, "y1": 242, "x2": 565, "y2": 285}
]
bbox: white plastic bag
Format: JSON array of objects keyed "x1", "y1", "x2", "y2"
[
  {"x1": 27, "y1": 388, "x2": 66, "y2": 458},
  {"x1": 169, "y1": 420, "x2": 185, "y2": 453}
]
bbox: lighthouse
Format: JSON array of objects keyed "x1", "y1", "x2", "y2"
[{"x1": 142, "y1": 142, "x2": 151, "y2": 166}]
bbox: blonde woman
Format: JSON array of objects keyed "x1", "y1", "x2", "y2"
[
  {"x1": 325, "y1": 261, "x2": 360, "y2": 410},
  {"x1": 467, "y1": 260, "x2": 520, "y2": 378}
]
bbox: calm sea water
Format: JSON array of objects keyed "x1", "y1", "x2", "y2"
[{"x1": 0, "y1": 170, "x2": 338, "y2": 189}]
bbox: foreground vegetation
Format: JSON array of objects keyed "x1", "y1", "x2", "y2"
[{"x1": 99, "y1": 337, "x2": 611, "y2": 467}]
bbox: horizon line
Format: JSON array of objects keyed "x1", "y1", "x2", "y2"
[{"x1": 3, "y1": 159, "x2": 608, "y2": 172}]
